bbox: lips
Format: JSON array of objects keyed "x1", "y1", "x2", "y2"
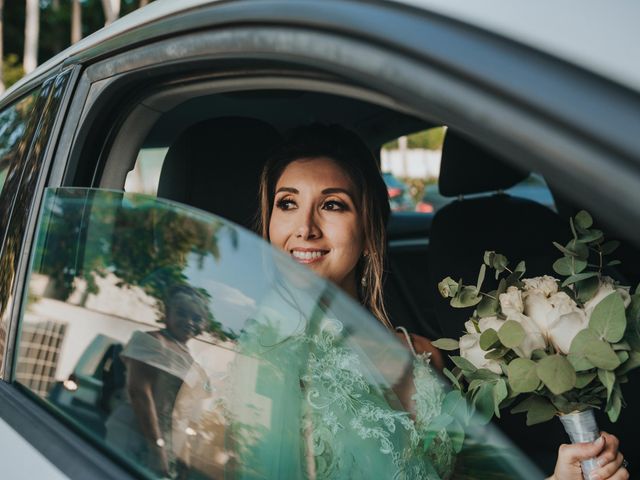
[{"x1": 290, "y1": 248, "x2": 329, "y2": 264}]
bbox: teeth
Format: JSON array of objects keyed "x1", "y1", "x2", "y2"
[{"x1": 292, "y1": 250, "x2": 326, "y2": 260}]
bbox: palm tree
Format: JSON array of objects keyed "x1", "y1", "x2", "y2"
[
  {"x1": 23, "y1": 0, "x2": 39, "y2": 74},
  {"x1": 71, "y1": 0, "x2": 82, "y2": 44}
]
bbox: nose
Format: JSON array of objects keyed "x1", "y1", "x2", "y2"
[{"x1": 296, "y1": 207, "x2": 321, "y2": 240}]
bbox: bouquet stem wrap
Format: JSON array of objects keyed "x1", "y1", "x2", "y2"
[{"x1": 558, "y1": 409, "x2": 599, "y2": 480}]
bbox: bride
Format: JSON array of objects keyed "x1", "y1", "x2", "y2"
[{"x1": 223, "y1": 124, "x2": 627, "y2": 479}]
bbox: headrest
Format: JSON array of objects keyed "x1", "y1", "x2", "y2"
[
  {"x1": 158, "y1": 117, "x2": 282, "y2": 228},
  {"x1": 439, "y1": 130, "x2": 528, "y2": 197}
]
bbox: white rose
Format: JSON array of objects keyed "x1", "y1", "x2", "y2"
[
  {"x1": 499, "y1": 286, "x2": 524, "y2": 315},
  {"x1": 464, "y1": 319, "x2": 477, "y2": 334},
  {"x1": 525, "y1": 291, "x2": 587, "y2": 354},
  {"x1": 478, "y1": 315, "x2": 504, "y2": 333},
  {"x1": 547, "y1": 309, "x2": 588, "y2": 354},
  {"x1": 522, "y1": 275, "x2": 559, "y2": 297},
  {"x1": 500, "y1": 288, "x2": 547, "y2": 358},
  {"x1": 459, "y1": 333, "x2": 502, "y2": 374},
  {"x1": 584, "y1": 276, "x2": 631, "y2": 319}
]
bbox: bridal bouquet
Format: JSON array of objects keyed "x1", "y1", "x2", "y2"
[{"x1": 432, "y1": 211, "x2": 639, "y2": 476}]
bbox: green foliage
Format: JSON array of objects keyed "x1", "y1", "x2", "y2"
[
  {"x1": 431, "y1": 338, "x2": 459, "y2": 350},
  {"x1": 536, "y1": 355, "x2": 576, "y2": 395},
  {"x1": 589, "y1": 292, "x2": 627, "y2": 343},
  {"x1": 497, "y1": 320, "x2": 525, "y2": 349},
  {"x1": 507, "y1": 358, "x2": 539, "y2": 393}
]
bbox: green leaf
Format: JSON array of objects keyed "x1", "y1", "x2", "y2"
[
  {"x1": 553, "y1": 241, "x2": 577, "y2": 257},
  {"x1": 561, "y1": 271, "x2": 599, "y2": 288},
  {"x1": 597, "y1": 368, "x2": 616, "y2": 401},
  {"x1": 479, "y1": 328, "x2": 500, "y2": 351},
  {"x1": 451, "y1": 356, "x2": 477, "y2": 373},
  {"x1": 437, "y1": 276, "x2": 459, "y2": 298},
  {"x1": 432, "y1": 338, "x2": 460, "y2": 351},
  {"x1": 471, "y1": 383, "x2": 496, "y2": 425},
  {"x1": 575, "y1": 276, "x2": 600, "y2": 304},
  {"x1": 536, "y1": 355, "x2": 576, "y2": 395},
  {"x1": 575, "y1": 372, "x2": 597, "y2": 389},
  {"x1": 493, "y1": 379, "x2": 508, "y2": 417},
  {"x1": 607, "y1": 260, "x2": 622, "y2": 267},
  {"x1": 570, "y1": 329, "x2": 621, "y2": 370},
  {"x1": 511, "y1": 396, "x2": 557, "y2": 426},
  {"x1": 477, "y1": 293, "x2": 499, "y2": 318},
  {"x1": 589, "y1": 292, "x2": 627, "y2": 343},
  {"x1": 553, "y1": 257, "x2": 572, "y2": 276},
  {"x1": 618, "y1": 351, "x2": 640, "y2": 375},
  {"x1": 575, "y1": 210, "x2": 593, "y2": 229},
  {"x1": 567, "y1": 352, "x2": 595, "y2": 372},
  {"x1": 577, "y1": 229, "x2": 604, "y2": 244},
  {"x1": 507, "y1": 358, "x2": 540, "y2": 393},
  {"x1": 498, "y1": 320, "x2": 526, "y2": 349},
  {"x1": 421, "y1": 413, "x2": 453, "y2": 451},
  {"x1": 483, "y1": 250, "x2": 495, "y2": 266},
  {"x1": 442, "y1": 390, "x2": 469, "y2": 424},
  {"x1": 448, "y1": 419, "x2": 466, "y2": 453},
  {"x1": 451, "y1": 285, "x2": 482, "y2": 308},
  {"x1": 476, "y1": 264, "x2": 486, "y2": 292},
  {"x1": 567, "y1": 239, "x2": 590, "y2": 260},
  {"x1": 514, "y1": 260, "x2": 526, "y2": 274},
  {"x1": 606, "y1": 386, "x2": 622, "y2": 422},
  {"x1": 493, "y1": 254, "x2": 508, "y2": 274},
  {"x1": 613, "y1": 341, "x2": 631, "y2": 351},
  {"x1": 601, "y1": 240, "x2": 620, "y2": 255},
  {"x1": 484, "y1": 347, "x2": 509, "y2": 360},
  {"x1": 616, "y1": 351, "x2": 629, "y2": 364},
  {"x1": 625, "y1": 294, "x2": 640, "y2": 351},
  {"x1": 443, "y1": 368, "x2": 461, "y2": 390}
]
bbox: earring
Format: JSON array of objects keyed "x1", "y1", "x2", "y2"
[{"x1": 361, "y1": 275, "x2": 367, "y2": 287}]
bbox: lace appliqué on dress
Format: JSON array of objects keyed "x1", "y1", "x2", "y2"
[{"x1": 301, "y1": 318, "x2": 455, "y2": 480}]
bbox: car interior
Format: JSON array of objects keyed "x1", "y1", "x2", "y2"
[{"x1": 51, "y1": 80, "x2": 640, "y2": 474}]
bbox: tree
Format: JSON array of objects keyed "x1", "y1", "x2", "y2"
[
  {"x1": 71, "y1": 0, "x2": 82, "y2": 43},
  {"x1": 23, "y1": 0, "x2": 39, "y2": 74},
  {"x1": 101, "y1": 0, "x2": 120, "y2": 26},
  {"x1": 0, "y1": 0, "x2": 5, "y2": 94}
]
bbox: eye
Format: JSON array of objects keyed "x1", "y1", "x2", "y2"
[
  {"x1": 322, "y1": 199, "x2": 348, "y2": 211},
  {"x1": 275, "y1": 197, "x2": 297, "y2": 210}
]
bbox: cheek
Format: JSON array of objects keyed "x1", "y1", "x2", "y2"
[{"x1": 268, "y1": 212, "x2": 288, "y2": 250}]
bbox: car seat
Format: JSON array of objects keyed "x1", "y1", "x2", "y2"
[
  {"x1": 427, "y1": 130, "x2": 568, "y2": 472},
  {"x1": 157, "y1": 117, "x2": 282, "y2": 229}
]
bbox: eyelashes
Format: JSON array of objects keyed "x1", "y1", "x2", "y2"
[{"x1": 274, "y1": 197, "x2": 349, "y2": 212}]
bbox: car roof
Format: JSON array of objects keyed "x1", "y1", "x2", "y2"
[{"x1": 4, "y1": 0, "x2": 640, "y2": 99}]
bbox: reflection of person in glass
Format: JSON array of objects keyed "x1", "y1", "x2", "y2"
[
  {"x1": 105, "y1": 284, "x2": 210, "y2": 478},
  {"x1": 233, "y1": 124, "x2": 626, "y2": 479}
]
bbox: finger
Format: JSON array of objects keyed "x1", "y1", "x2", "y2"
[
  {"x1": 596, "y1": 443, "x2": 621, "y2": 469},
  {"x1": 593, "y1": 453, "x2": 624, "y2": 479},
  {"x1": 607, "y1": 466, "x2": 630, "y2": 480},
  {"x1": 600, "y1": 431, "x2": 620, "y2": 453},
  {"x1": 558, "y1": 436, "x2": 605, "y2": 463}
]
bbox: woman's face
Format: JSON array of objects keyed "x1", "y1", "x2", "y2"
[{"x1": 269, "y1": 157, "x2": 365, "y2": 296}]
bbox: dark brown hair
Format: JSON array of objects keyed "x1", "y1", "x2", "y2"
[{"x1": 257, "y1": 124, "x2": 392, "y2": 328}]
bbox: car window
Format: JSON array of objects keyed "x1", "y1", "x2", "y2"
[
  {"x1": 14, "y1": 187, "x2": 541, "y2": 479},
  {"x1": 0, "y1": 91, "x2": 41, "y2": 198},
  {"x1": 381, "y1": 127, "x2": 556, "y2": 215}
]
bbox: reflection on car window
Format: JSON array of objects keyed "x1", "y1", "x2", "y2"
[
  {"x1": 15, "y1": 188, "x2": 541, "y2": 479},
  {"x1": 0, "y1": 91, "x2": 40, "y2": 193}
]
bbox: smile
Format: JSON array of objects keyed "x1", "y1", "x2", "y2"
[{"x1": 290, "y1": 249, "x2": 329, "y2": 263}]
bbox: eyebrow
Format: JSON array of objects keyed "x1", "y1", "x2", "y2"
[{"x1": 275, "y1": 187, "x2": 355, "y2": 199}]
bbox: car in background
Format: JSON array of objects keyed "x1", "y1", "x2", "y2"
[{"x1": 383, "y1": 172, "x2": 415, "y2": 211}]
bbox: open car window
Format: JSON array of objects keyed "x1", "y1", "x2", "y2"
[{"x1": 13, "y1": 187, "x2": 541, "y2": 479}]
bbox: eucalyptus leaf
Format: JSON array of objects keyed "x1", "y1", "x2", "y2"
[
  {"x1": 597, "y1": 368, "x2": 615, "y2": 401},
  {"x1": 493, "y1": 254, "x2": 508, "y2": 274},
  {"x1": 485, "y1": 347, "x2": 509, "y2": 360},
  {"x1": 432, "y1": 338, "x2": 460, "y2": 351},
  {"x1": 484, "y1": 250, "x2": 495, "y2": 266},
  {"x1": 576, "y1": 276, "x2": 600, "y2": 304},
  {"x1": 561, "y1": 272, "x2": 599, "y2": 288},
  {"x1": 601, "y1": 240, "x2": 620, "y2": 255},
  {"x1": 498, "y1": 320, "x2": 526, "y2": 349},
  {"x1": 616, "y1": 351, "x2": 629, "y2": 364},
  {"x1": 589, "y1": 292, "x2": 626, "y2": 343},
  {"x1": 421, "y1": 413, "x2": 453, "y2": 451},
  {"x1": 575, "y1": 372, "x2": 597, "y2": 389},
  {"x1": 480, "y1": 328, "x2": 500, "y2": 351},
  {"x1": 476, "y1": 264, "x2": 486, "y2": 292},
  {"x1": 448, "y1": 419, "x2": 466, "y2": 453},
  {"x1": 477, "y1": 294, "x2": 499, "y2": 318},
  {"x1": 613, "y1": 341, "x2": 631, "y2": 351},
  {"x1": 577, "y1": 229, "x2": 603, "y2": 244},
  {"x1": 575, "y1": 210, "x2": 593, "y2": 229},
  {"x1": 618, "y1": 351, "x2": 640, "y2": 375},
  {"x1": 493, "y1": 379, "x2": 508, "y2": 417},
  {"x1": 507, "y1": 358, "x2": 540, "y2": 393},
  {"x1": 570, "y1": 328, "x2": 621, "y2": 370},
  {"x1": 451, "y1": 356, "x2": 477, "y2": 373},
  {"x1": 536, "y1": 355, "x2": 576, "y2": 395},
  {"x1": 511, "y1": 396, "x2": 557, "y2": 426},
  {"x1": 472, "y1": 383, "x2": 496, "y2": 425},
  {"x1": 451, "y1": 285, "x2": 482, "y2": 308},
  {"x1": 567, "y1": 239, "x2": 589, "y2": 260},
  {"x1": 553, "y1": 241, "x2": 576, "y2": 257},
  {"x1": 625, "y1": 294, "x2": 640, "y2": 351},
  {"x1": 567, "y1": 353, "x2": 595, "y2": 372},
  {"x1": 606, "y1": 387, "x2": 622, "y2": 422},
  {"x1": 607, "y1": 260, "x2": 621, "y2": 267},
  {"x1": 443, "y1": 368, "x2": 461, "y2": 390},
  {"x1": 553, "y1": 257, "x2": 572, "y2": 276},
  {"x1": 442, "y1": 390, "x2": 469, "y2": 424}
]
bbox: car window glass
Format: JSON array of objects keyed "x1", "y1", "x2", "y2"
[
  {"x1": 381, "y1": 127, "x2": 556, "y2": 215},
  {"x1": 14, "y1": 187, "x2": 541, "y2": 479},
  {"x1": 0, "y1": 91, "x2": 41, "y2": 194}
]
